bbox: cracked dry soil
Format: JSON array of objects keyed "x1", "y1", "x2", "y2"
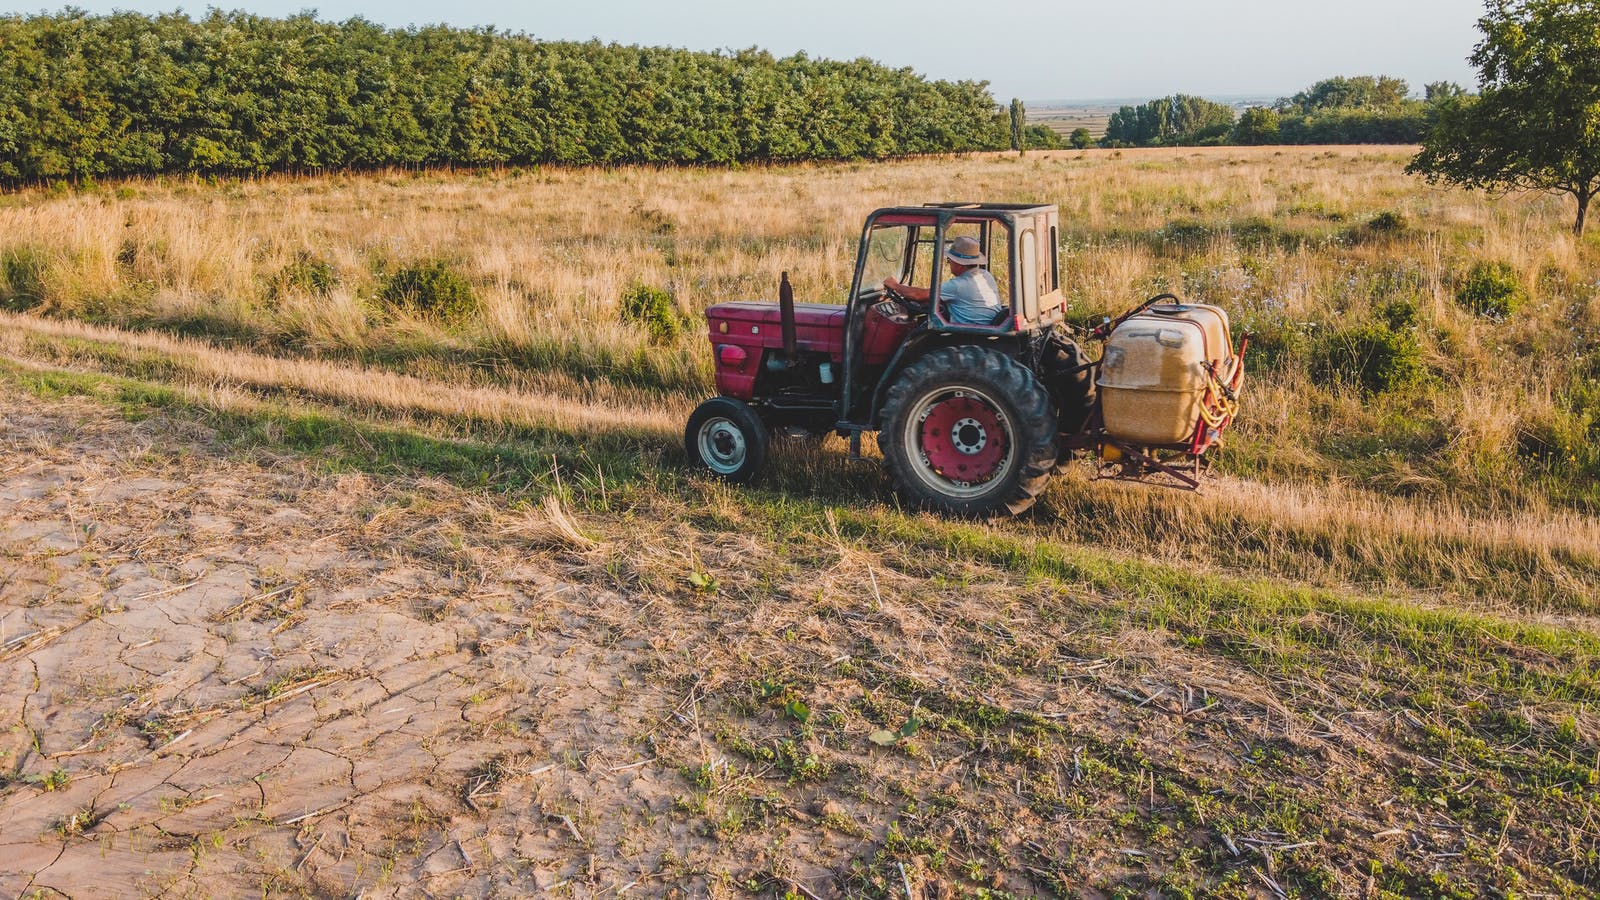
[{"x1": 0, "y1": 394, "x2": 704, "y2": 897}]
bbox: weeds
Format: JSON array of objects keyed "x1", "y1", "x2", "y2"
[
  {"x1": 1309, "y1": 318, "x2": 1425, "y2": 394},
  {"x1": 620, "y1": 283, "x2": 686, "y2": 343},
  {"x1": 380, "y1": 259, "x2": 476, "y2": 320},
  {"x1": 1455, "y1": 260, "x2": 1526, "y2": 320},
  {"x1": 0, "y1": 246, "x2": 47, "y2": 311}
]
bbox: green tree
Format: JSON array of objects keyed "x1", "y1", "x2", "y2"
[
  {"x1": 1279, "y1": 75, "x2": 1410, "y2": 113},
  {"x1": 1408, "y1": 0, "x2": 1600, "y2": 235},
  {"x1": 0, "y1": 11, "x2": 1012, "y2": 181},
  {"x1": 1103, "y1": 94, "x2": 1234, "y2": 147},
  {"x1": 1009, "y1": 97, "x2": 1024, "y2": 155},
  {"x1": 1425, "y1": 81, "x2": 1466, "y2": 104},
  {"x1": 1231, "y1": 107, "x2": 1279, "y2": 145},
  {"x1": 1069, "y1": 127, "x2": 1093, "y2": 149}
]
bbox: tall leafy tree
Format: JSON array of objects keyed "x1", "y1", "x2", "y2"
[
  {"x1": 1409, "y1": 0, "x2": 1600, "y2": 235},
  {"x1": 1009, "y1": 97, "x2": 1024, "y2": 154},
  {"x1": 1103, "y1": 94, "x2": 1233, "y2": 147}
]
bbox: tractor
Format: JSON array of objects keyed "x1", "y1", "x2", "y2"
[{"x1": 684, "y1": 203, "x2": 1246, "y2": 517}]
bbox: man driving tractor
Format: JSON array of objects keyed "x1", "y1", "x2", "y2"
[{"x1": 881, "y1": 235, "x2": 1002, "y2": 325}]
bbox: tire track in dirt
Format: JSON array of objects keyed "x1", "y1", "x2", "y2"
[{"x1": 0, "y1": 393, "x2": 700, "y2": 897}]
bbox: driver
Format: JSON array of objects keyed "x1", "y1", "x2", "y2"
[{"x1": 882, "y1": 236, "x2": 1003, "y2": 325}]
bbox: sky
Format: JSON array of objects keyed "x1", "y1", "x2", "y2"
[{"x1": 24, "y1": 0, "x2": 1486, "y2": 102}]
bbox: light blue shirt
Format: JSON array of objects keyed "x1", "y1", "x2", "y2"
[{"x1": 939, "y1": 268, "x2": 1004, "y2": 325}]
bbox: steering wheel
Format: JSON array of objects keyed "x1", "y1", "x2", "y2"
[{"x1": 881, "y1": 283, "x2": 928, "y2": 316}]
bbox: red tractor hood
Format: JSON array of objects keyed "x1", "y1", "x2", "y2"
[{"x1": 706, "y1": 300, "x2": 846, "y2": 333}]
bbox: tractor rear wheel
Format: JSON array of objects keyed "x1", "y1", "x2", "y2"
[
  {"x1": 879, "y1": 346, "x2": 1058, "y2": 517},
  {"x1": 686, "y1": 396, "x2": 770, "y2": 484}
]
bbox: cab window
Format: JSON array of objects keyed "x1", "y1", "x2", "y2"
[{"x1": 860, "y1": 225, "x2": 910, "y2": 297}]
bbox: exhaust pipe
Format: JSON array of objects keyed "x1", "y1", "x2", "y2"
[{"x1": 779, "y1": 271, "x2": 797, "y2": 361}]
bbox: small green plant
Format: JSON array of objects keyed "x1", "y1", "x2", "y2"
[
  {"x1": 269, "y1": 250, "x2": 337, "y2": 300},
  {"x1": 620, "y1": 283, "x2": 685, "y2": 343},
  {"x1": 381, "y1": 259, "x2": 476, "y2": 320},
  {"x1": 1454, "y1": 260, "x2": 1525, "y2": 319},
  {"x1": 40, "y1": 766, "x2": 71, "y2": 791},
  {"x1": 1, "y1": 246, "x2": 49, "y2": 311},
  {"x1": 783, "y1": 698, "x2": 811, "y2": 724},
  {"x1": 1368, "y1": 210, "x2": 1406, "y2": 233},
  {"x1": 1310, "y1": 320, "x2": 1425, "y2": 394},
  {"x1": 869, "y1": 710, "x2": 925, "y2": 747},
  {"x1": 1345, "y1": 210, "x2": 1409, "y2": 244}
]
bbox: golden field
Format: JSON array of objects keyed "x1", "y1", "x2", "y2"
[{"x1": 2, "y1": 147, "x2": 1600, "y2": 897}]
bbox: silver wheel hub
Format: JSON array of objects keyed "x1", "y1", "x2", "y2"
[
  {"x1": 698, "y1": 418, "x2": 746, "y2": 475},
  {"x1": 951, "y1": 417, "x2": 987, "y2": 455}
]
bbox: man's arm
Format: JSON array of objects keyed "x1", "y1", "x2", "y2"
[{"x1": 883, "y1": 277, "x2": 930, "y2": 302}]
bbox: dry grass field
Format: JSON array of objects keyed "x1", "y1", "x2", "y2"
[{"x1": 2, "y1": 147, "x2": 1600, "y2": 897}]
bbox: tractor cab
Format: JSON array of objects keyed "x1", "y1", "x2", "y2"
[{"x1": 838, "y1": 203, "x2": 1065, "y2": 423}]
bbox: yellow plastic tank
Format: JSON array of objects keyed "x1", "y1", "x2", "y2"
[{"x1": 1098, "y1": 304, "x2": 1232, "y2": 445}]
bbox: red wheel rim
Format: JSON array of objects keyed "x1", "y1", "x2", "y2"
[{"x1": 917, "y1": 392, "x2": 1007, "y2": 484}]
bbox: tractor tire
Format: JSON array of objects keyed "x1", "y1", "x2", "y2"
[
  {"x1": 686, "y1": 396, "x2": 770, "y2": 484},
  {"x1": 878, "y1": 345, "x2": 1058, "y2": 517}
]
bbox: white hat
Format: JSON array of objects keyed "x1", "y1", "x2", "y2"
[{"x1": 944, "y1": 236, "x2": 987, "y2": 267}]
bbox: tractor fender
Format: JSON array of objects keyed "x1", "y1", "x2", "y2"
[{"x1": 867, "y1": 331, "x2": 1025, "y2": 429}]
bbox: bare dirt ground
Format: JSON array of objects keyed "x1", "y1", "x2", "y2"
[
  {"x1": 7, "y1": 384, "x2": 1598, "y2": 898},
  {"x1": 0, "y1": 393, "x2": 716, "y2": 897}
]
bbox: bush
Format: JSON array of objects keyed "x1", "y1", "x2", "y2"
[
  {"x1": 620, "y1": 283, "x2": 686, "y2": 343},
  {"x1": 1368, "y1": 210, "x2": 1406, "y2": 233},
  {"x1": 1378, "y1": 297, "x2": 1418, "y2": 331},
  {"x1": 1454, "y1": 261, "x2": 1524, "y2": 319},
  {"x1": 1239, "y1": 316, "x2": 1310, "y2": 371},
  {"x1": 1342, "y1": 210, "x2": 1409, "y2": 245},
  {"x1": 268, "y1": 251, "x2": 336, "y2": 302},
  {"x1": 1310, "y1": 321, "x2": 1425, "y2": 394},
  {"x1": 380, "y1": 260, "x2": 476, "y2": 320},
  {"x1": 0, "y1": 247, "x2": 48, "y2": 311}
]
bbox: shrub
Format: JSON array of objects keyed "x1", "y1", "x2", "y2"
[
  {"x1": 620, "y1": 283, "x2": 686, "y2": 343},
  {"x1": 282, "y1": 252, "x2": 336, "y2": 294},
  {"x1": 380, "y1": 260, "x2": 476, "y2": 320},
  {"x1": 1454, "y1": 261, "x2": 1524, "y2": 319},
  {"x1": 1368, "y1": 210, "x2": 1406, "y2": 233},
  {"x1": 1230, "y1": 216, "x2": 1280, "y2": 246},
  {"x1": 1238, "y1": 316, "x2": 1310, "y2": 371},
  {"x1": 268, "y1": 251, "x2": 336, "y2": 303},
  {"x1": 1310, "y1": 321, "x2": 1425, "y2": 394},
  {"x1": 0, "y1": 247, "x2": 49, "y2": 311},
  {"x1": 1343, "y1": 210, "x2": 1408, "y2": 245},
  {"x1": 1378, "y1": 297, "x2": 1418, "y2": 331}
]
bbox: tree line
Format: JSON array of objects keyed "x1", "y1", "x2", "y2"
[
  {"x1": 0, "y1": 10, "x2": 1011, "y2": 181},
  {"x1": 1096, "y1": 76, "x2": 1464, "y2": 148}
]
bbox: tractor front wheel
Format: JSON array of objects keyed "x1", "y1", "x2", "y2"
[
  {"x1": 686, "y1": 397, "x2": 770, "y2": 484},
  {"x1": 879, "y1": 346, "x2": 1058, "y2": 517}
]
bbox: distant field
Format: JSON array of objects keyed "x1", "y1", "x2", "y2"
[
  {"x1": 3, "y1": 148, "x2": 1600, "y2": 896},
  {"x1": 1027, "y1": 104, "x2": 1118, "y2": 140}
]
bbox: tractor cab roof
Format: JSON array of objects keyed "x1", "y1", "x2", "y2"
[
  {"x1": 866, "y1": 202, "x2": 1056, "y2": 222},
  {"x1": 919, "y1": 202, "x2": 1056, "y2": 213},
  {"x1": 864, "y1": 203, "x2": 1058, "y2": 229}
]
